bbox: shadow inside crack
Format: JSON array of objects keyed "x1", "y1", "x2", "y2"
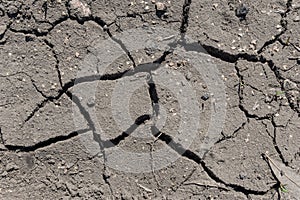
[
  {"x1": 103, "y1": 114, "x2": 151, "y2": 148},
  {"x1": 3, "y1": 128, "x2": 90, "y2": 152}
]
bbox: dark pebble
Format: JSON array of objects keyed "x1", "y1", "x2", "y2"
[
  {"x1": 201, "y1": 94, "x2": 210, "y2": 101},
  {"x1": 235, "y1": 4, "x2": 249, "y2": 20}
]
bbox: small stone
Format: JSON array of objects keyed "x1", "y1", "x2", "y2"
[
  {"x1": 7, "y1": 5, "x2": 19, "y2": 17},
  {"x1": 250, "y1": 39, "x2": 257, "y2": 45},
  {"x1": 1, "y1": 171, "x2": 8, "y2": 177},
  {"x1": 185, "y1": 71, "x2": 192, "y2": 80},
  {"x1": 6, "y1": 162, "x2": 19, "y2": 172},
  {"x1": 212, "y1": 3, "x2": 218, "y2": 9},
  {"x1": 155, "y1": 2, "x2": 167, "y2": 11},
  {"x1": 103, "y1": 25, "x2": 108, "y2": 31},
  {"x1": 87, "y1": 97, "x2": 95, "y2": 107},
  {"x1": 0, "y1": 143, "x2": 6, "y2": 150},
  {"x1": 25, "y1": 35, "x2": 34, "y2": 42},
  {"x1": 235, "y1": 4, "x2": 249, "y2": 20},
  {"x1": 201, "y1": 94, "x2": 210, "y2": 101},
  {"x1": 294, "y1": 16, "x2": 300, "y2": 22},
  {"x1": 0, "y1": 25, "x2": 7, "y2": 36},
  {"x1": 239, "y1": 173, "x2": 248, "y2": 180},
  {"x1": 283, "y1": 79, "x2": 298, "y2": 90},
  {"x1": 69, "y1": 0, "x2": 91, "y2": 20}
]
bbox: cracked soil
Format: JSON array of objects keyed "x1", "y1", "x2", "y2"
[{"x1": 0, "y1": 0, "x2": 299, "y2": 199}]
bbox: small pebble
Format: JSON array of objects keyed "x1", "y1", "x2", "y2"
[
  {"x1": 155, "y1": 2, "x2": 167, "y2": 11},
  {"x1": 212, "y1": 3, "x2": 218, "y2": 9},
  {"x1": 201, "y1": 94, "x2": 210, "y2": 101},
  {"x1": 0, "y1": 25, "x2": 7, "y2": 36},
  {"x1": 6, "y1": 162, "x2": 19, "y2": 172},
  {"x1": 250, "y1": 39, "x2": 257, "y2": 45},
  {"x1": 294, "y1": 16, "x2": 300, "y2": 22},
  {"x1": 283, "y1": 79, "x2": 297, "y2": 90},
  {"x1": 235, "y1": 4, "x2": 249, "y2": 20}
]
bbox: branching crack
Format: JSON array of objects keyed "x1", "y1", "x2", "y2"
[
  {"x1": 8, "y1": 15, "x2": 69, "y2": 37},
  {"x1": 216, "y1": 121, "x2": 247, "y2": 144},
  {"x1": 201, "y1": 43, "x2": 299, "y2": 114},
  {"x1": 103, "y1": 114, "x2": 151, "y2": 148},
  {"x1": 149, "y1": 126, "x2": 274, "y2": 195},
  {"x1": 257, "y1": 0, "x2": 292, "y2": 54},
  {"x1": 64, "y1": 90, "x2": 114, "y2": 196}
]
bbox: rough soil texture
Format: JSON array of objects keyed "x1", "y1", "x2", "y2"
[{"x1": 0, "y1": 0, "x2": 299, "y2": 199}]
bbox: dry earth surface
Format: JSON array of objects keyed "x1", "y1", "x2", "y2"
[{"x1": 0, "y1": 0, "x2": 300, "y2": 199}]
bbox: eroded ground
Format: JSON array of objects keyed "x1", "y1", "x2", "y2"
[{"x1": 0, "y1": 0, "x2": 299, "y2": 199}]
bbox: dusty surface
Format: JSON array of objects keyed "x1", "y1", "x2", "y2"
[{"x1": 0, "y1": 0, "x2": 300, "y2": 199}]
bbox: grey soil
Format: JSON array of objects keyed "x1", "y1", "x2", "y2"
[{"x1": 0, "y1": 0, "x2": 299, "y2": 199}]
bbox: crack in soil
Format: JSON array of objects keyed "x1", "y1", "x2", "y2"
[
  {"x1": 199, "y1": 41, "x2": 299, "y2": 114},
  {"x1": 149, "y1": 126, "x2": 274, "y2": 195},
  {"x1": 234, "y1": 62, "x2": 273, "y2": 120},
  {"x1": 264, "y1": 119, "x2": 288, "y2": 165},
  {"x1": 216, "y1": 120, "x2": 248, "y2": 144},
  {"x1": 110, "y1": 10, "x2": 153, "y2": 31},
  {"x1": 2, "y1": 1, "x2": 298, "y2": 198},
  {"x1": 257, "y1": 0, "x2": 292, "y2": 54},
  {"x1": 103, "y1": 114, "x2": 151, "y2": 148},
  {"x1": 43, "y1": 38, "x2": 63, "y2": 87},
  {"x1": 8, "y1": 15, "x2": 69, "y2": 37},
  {"x1": 64, "y1": 90, "x2": 114, "y2": 197},
  {"x1": 0, "y1": 127, "x2": 4, "y2": 145},
  {"x1": 180, "y1": 0, "x2": 192, "y2": 33},
  {"x1": 3, "y1": 128, "x2": 90, "y2": 152}
]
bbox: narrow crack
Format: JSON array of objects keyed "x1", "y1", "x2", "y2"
[
  {"x1": 146, "y1": 50, "x2": 172, "y2": 122},
  {"x1": 110, "y1": 10, "x2": 153, "y2": 28},
  {"x1": 269, "y1": 118, "x2": 289, "y2": 165},
  {"x1": 265, "y1": 60, "x2": 300, "y2": 113},
  {"x1": 64, "y1": 90, "x2": 114, "y2": 196},
  {"x1": 180, "y1": 0, "x2": 192, "y2": 33},
  {"x1": 65, "y1": 91, "x2": 105, "y2": 156},
  {"x1": 43, "y1": 38, "x2": 63, "y2": 87},
  {"x1": 0, "y1": 128, "x2": 4, "y2": 145},
  {"x1": 68, "y1": 13, "x2": 139, "y2": 70},
  {"x1": 257, "y1": 0, "x2": 292, "y2": 54},
  {"x1": 8, "y1": 15, "x2": 69, "y2": 37},
  {"x1": 23, "y1": 90, "x2": 64, "y2": 123},
  {"x1": 3, "y1": 128, "x2": 90, "y2": 152},
  {"x1": 216, "y1": 121, "x2": 247, "y2": 144},
  {"x1": 106, "y1": 29, "x2": 137, "y2": 68},
  {"x1": 234, "y1": 62, "x2": 271, "y2": 120},
  {"x1": 103, "y1": 114, "x2": 151, "y2": 148},
  {"x1": 200, "y1": 43, "x2": 261, "y2": 63}
]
